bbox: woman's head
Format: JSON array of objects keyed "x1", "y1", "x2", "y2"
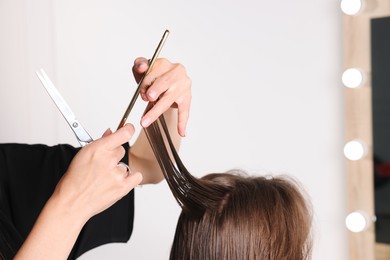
[
  {"x1": 170, "y1": 172, "x2": 312, "y2": 260},
  {"x1": 144, "y1": 116, "x2": 312, "y2": 260}
]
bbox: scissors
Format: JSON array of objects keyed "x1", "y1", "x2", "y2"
[
  {"x1": 36, "y1": 30, "x2": 169, "y2": 146},
  {"x1": 37, "y1": 68, "x2": 136, "y2": 173},
  {"x1": 36, "y1": 69, "x2": 94, "y2": 147}
]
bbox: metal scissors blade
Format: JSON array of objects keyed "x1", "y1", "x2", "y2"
[{"x1": 36, "y1": 69, "x2": 93, "y2": 146}]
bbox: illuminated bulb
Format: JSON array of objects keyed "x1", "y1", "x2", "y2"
[
  {"x1": 342, "y1": 68, "x2": 364, "y2": 88},
  {"x1": 345, "y1": 211, "x2": 370, "y2": 232},
  {"x1": 343, "y1": 140, "x2": 366, "y2": 161},
  {"x1": 341, "y1": 0, "x2": 363, "y2": 15}
]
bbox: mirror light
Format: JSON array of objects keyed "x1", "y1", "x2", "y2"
[
  {"x1": 343, "y1": 140, "x2": 367, "y2": 161},
  {"x1": 341, "y1": 0, "x2": 364, "y2": 15},
  {"x1": 342, "y1": 68, "x2": 364, "y2": 88},
  {"x1": 345, "y1": 211, "x2": 371, "y2": 232}
]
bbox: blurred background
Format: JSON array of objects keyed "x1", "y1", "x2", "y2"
[{"x1": 0, "y1": 0, "x2": 345, "y2": 259}]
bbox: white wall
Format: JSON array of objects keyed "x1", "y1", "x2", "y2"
[{"x1": 0, "y1": 0, "x2": 346, "y2": 259}]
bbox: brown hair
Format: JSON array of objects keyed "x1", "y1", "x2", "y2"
[{"x1": 144, "y1": 115, "x2": 312, "y2": 260}]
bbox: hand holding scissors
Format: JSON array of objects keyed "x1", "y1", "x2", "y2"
[{"x1": 37, "y1": 30, "x2": 170, "y2": 147}]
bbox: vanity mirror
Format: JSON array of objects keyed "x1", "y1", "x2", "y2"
[
  {"x1": 343, "y1": 0, "x2": 390, "y2": 259},
  {"x1": 371, "y1": 15, "x2": 390, "y2": 258}
]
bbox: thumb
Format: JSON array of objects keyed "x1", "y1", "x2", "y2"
[{"x1": 102, "y1": 128, "x2": 112, "y2": 137}]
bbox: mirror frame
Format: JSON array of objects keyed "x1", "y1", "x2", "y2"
[{"x1": 343, "y1": 0, "x2": 390, "y2": 259}]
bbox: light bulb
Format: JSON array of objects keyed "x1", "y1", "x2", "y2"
[
  {"x1": 345, "y1": 211, "x2": 371, "y2": 232},
  {"x1": 341, "y1": 0, "x2": 363, "y2": 15},
  {"x1": 342, "y1": 68, "x2": 364, "y2": 88},
  {"x1": 343, "y1": 140, "x2": 367, "y2": 161}
]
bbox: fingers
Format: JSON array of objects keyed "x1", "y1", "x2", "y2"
[
  {"x1": 132, "y1": 57, "x2": 149, "y2": 83},
  {"x1": 112, "y1": 146, "x2": 126, "y2": 163},
  {"x1": 115, "y1": 166, "x2": 143, "y2": 194},
  {"x1": 100, "y1": 124, "x2": 135, "y2": 150},
  {"x1": 132, "y1": 59, "x2": 191, "y2": 136},
  {"x1": 131, "y1": 57, "x2": 192, "y2": 136},
  {"x1": 124, "y1": 171, "x2": 143, "y2": 189},
  {"x1": 138, "y1": 58, "x2": 174, "y2": 101},
  {"x1": 139, "y1": 77, "x2": 181, "y2": 126},
  {"x1": 102, "y1": 128, "x2": 112, "y2": 137},
  {"x1": 116, "y1": 162, "x2": 131, "y2": 176},
  {"x1": 176, "y1": 96, "x2": 191, "y2": 137}
]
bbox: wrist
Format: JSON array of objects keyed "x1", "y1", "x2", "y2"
[
  {"x1": 47, "y1": 191, "x2": 90, "y2": 228},
  {"x1": 15, "y1": 192, "x2": 89, "y2": 259}
]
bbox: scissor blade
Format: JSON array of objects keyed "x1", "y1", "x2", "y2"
[
  {"x1": 36, "y1": 69, "x2": 93, "y2": 146},
  {"x1": 37, "y1": 69, "x2": 77, "y2": 123}
]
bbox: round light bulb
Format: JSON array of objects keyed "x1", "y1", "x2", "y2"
[
  {"x1": 342, "y1": 68, "x2": 364, "y2": 88},
  {"x1": 345, "y1": 211, "x2": 370, "y2": 232},
  {"x1": 341, "y1": 0, "x2": 363, "y2": 15},
  {"x1": 343, "y1": 140, "x2": 366, "y2": 161}
]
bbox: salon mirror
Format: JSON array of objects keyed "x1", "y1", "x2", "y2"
[
  {"x1": 343, "y1": 0, "x2": 390, "y2": 259},
  {"x1": 371, "y1": 15, "x2": 390, "y2": 258}
]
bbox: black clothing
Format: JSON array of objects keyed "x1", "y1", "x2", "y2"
[{"x1": 0, "y1": 143, "x2": 134, "y2": 259}]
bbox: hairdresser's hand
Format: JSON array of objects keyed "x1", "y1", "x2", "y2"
[
  {"x1": 15, "y1": 124, "x2": 143, "y2": 260},
  {"x1": 52, "y1": 124, "x2": 143, "y2": 220},
  {"x1": 132, "y1": 57, "x2": 192, "y2": 137}
]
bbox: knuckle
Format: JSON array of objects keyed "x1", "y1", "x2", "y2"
[
  {"x1": 158, "y1": 57, "x2": 169, "y2": 65},
  {"x1": 185, "y1": 77, "x2": 192, "y2": 88},
  {"x1": 174, "y1": 63, "x2": 186, "y2": 73},
  {"x1": 176, "y1": 97, "x2": 184, "y2": 106},
  {"x1": 123, "y1": 129, "x2": 133, "y2": 140},
  {"x1": 154, "y1": 58, "x2": 169, "y2": 68}
]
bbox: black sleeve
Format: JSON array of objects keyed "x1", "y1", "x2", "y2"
[{"x1": 0, "y1": 143, "x2": 134, "y2": 260}]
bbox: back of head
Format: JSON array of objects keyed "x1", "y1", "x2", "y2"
[
  {"x1": 170, "y1": 172, "x2": 312, "y2": 260},
  {"x1": 143, "y1": 116, "x2": 312, "y2": 260}
]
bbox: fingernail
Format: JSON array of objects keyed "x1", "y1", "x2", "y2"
[
  {"x1": 137, "y1": 61, "x2": 147, "y2": 69},
  {"x1": 181, "y1": 128, "x2": 187, "y2": 137},
  {"x1": 141, "y1": 117, "x2": 151, "y2": 128},
  {"x1": 148, "y1": 90, "x2": 157, "y2": 100}
]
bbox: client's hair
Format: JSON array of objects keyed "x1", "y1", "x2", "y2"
[{"x1": 144, "y1": 114, "x2": 312, "y2": 260}]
